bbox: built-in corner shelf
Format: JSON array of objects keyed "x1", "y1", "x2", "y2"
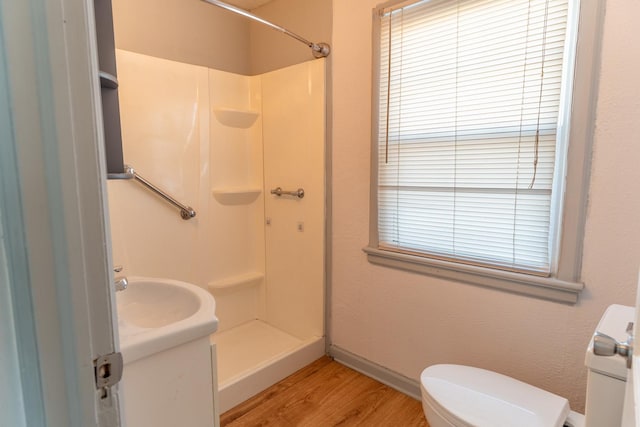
[
  {"x1": 212, "y1": 187, "x2": 262, "y2": 205},
  {"x1": 208, "y1": 271, "x2": 264, "y2": 293},
  {"x1": 213, "y1": 107, "x2": 259, "y2": 129}
]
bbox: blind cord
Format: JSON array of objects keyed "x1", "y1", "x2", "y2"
[
  {"x1": 384, "y1": 12, "x2": 393, "y2": 165},
  {"x1": 529, "y1": 0, "x2": 552, "y2": 190},
  {"x1": 452, "y1": 0, "x2": 460, "y2": 256}
]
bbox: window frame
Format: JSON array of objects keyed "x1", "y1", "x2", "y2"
[{"x1": 366, "y1": 0, "x2": 604, "y2": 304}]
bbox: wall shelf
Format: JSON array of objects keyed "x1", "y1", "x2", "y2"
[
  {"x1": 213, "y1": 107, "x2": 260, "y2": 129},
  {"x1": 94, "y1": 0, "x2": 125, "y2": 176},
  {"x1": 99, "y1": 71, "x2": 118, "y2": 89},
  {"x1": 208, "y1": 272, "x2": 264, "y2": 292},
  {"x1": 212, "y1": 187, "x2": 262, "y2": 205}
]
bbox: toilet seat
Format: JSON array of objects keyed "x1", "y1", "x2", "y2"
[{"x1": 420, "y1": 364, "x2": 571, "y2": 427}]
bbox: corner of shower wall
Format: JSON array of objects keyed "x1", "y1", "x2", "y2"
[
  {"x1": 214, "y1": 59, "x2": 327, "y2": 412},
  {"x1": 207, "y1": 69, "x2": 266, "y2": 332}
]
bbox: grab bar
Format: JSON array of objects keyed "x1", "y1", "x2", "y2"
[
  {"x1": 270, "y1": 187, "x2": 305, "y2": 199},
  {"x1": 126, "y1": 166, "x2": 196, "y2": 220}
]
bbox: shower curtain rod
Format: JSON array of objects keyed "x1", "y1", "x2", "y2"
[{"x1": 201, "y1": 0, "x2": 330, "y2": 58}]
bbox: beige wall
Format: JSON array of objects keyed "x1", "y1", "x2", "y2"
[
  {"x1": 111, "y1": 0, "x2": 331, "y2": 76},
  {"x1": 331, "y1": 0, "x2": 640, "y2": 412},
  {"x1": 249, "y1": 0, "x2": 332, "y2": 75},
  {"x1": 112, "y1": 0, "x2": 251, "y2": 74}
]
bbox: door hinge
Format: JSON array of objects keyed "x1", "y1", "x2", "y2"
[{"x1": 94, "y1": 352, "x2": 123, "y2": 391}]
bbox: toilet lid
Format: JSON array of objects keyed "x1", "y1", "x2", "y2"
[{"x1": 421, "y1": 364, "x2": 570, "y2": 427}]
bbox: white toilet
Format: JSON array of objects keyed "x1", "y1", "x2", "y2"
[{"x1": 420, "y1": 304, "x2": 634, "y2": 427}]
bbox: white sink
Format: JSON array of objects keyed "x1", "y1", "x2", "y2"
[{"x1": 116, "y1": 276, "x2": 218, "y2": 364}]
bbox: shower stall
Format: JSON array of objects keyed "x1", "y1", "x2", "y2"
[{"x1": 107, "y1": 49, "x2": 326, "y2": 412}]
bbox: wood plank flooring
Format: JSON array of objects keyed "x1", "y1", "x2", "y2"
[{"x1": 221, "y1": 356, "x2": 429, "y2": 427}]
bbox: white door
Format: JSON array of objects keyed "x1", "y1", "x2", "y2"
[{"x1": 0, "y1": 0, "x2": 122, "y2": 426}]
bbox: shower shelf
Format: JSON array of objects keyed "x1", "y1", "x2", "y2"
[
  {"x1": 213, "y1": 107, "x2": 260, "y2": 128},
  {"x1": 208, "y1": 271, "x2": 264, "y2": 292},
  {"x1": 99, "y1": 71, "x2": 118, "y2": 89},
  {"x1": 212, "y1": 187, "x2": 262, "y2": 204}
]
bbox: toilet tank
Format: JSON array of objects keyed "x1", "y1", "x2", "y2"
[{"x1": 584, "y1": 304, "x2": 634, "y2": 427}]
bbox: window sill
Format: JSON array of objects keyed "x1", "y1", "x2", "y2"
[{"x1": 363, "y1": 247, "x2": 583, "y2": 304}]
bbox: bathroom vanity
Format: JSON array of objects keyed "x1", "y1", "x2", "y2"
[{"x1": 117, "y1": 277, "x2": 220, "y2": 427}]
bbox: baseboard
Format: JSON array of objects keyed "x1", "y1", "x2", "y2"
[{"x1": 329, "y1": 345, "x2": 421, "y2": 401}]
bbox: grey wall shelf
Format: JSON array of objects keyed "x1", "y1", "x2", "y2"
[{"x1": 94, "y1": 0, "x2": 126, "y2": 177}]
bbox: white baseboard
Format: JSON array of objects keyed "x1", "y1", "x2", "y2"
[{"x1": 329, "y1": 345, "x2": 421, "y2": 401}]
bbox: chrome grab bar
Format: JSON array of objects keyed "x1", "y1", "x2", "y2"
[
  {"x1": 270, "y1": 187, "x2": 305, "y2": 199},
  {"x1": 126, "y1": 166, "x2": 196, "y2": 220}
]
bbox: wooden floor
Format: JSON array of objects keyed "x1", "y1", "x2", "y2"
[{"x1": 221, "y1": 356, "x2": 429, "y2": 427}]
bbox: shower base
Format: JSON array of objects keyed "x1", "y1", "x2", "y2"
[{"x1": 210, "y1": 320, "x2": 325, "y2": 413}]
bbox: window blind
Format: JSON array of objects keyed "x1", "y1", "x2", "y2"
[{"x1": 377, "y1": 0, "x2": 571, "y2": 274}]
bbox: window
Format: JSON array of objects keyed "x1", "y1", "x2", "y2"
[{"x1": 366, "y1": 0, "x2": 602, "y2": 303}]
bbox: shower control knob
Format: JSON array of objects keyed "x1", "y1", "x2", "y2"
[{"x1": 593, "y1": 331, "x2": 633, "y2": 368}]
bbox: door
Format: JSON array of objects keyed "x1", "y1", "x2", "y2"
[
  {"x1": 0, "y1": 34, "x2": 45, "y2": 427},
  {"x1": 0, "y1": 0, "x2": 122, "y2": 425}
]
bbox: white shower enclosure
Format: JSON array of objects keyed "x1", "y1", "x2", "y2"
[{"x1": 108, "y1": 50, "x2": 326, "y2": 412}]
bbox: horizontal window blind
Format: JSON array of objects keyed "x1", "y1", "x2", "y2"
[{"x1": 377, "y1": 0, "x2": 571, "y2": 274}]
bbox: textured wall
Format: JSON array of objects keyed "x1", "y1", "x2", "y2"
[
  {"x1": 111, "y1": 0, "x2": 331, "y2": 76},
  {"x1": 330, "y1": 0, "x2": 640, "y2": 412},
  {"x1": 112, "y1": 0, "x2": 251, "y2": 74},
  {"x1": 249, "y1": 0, "x2": 332, "y2": 75}
]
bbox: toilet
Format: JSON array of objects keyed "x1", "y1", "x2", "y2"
[{"x1": 420, "y1": 304, "x2": 634, "y2": 427}]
